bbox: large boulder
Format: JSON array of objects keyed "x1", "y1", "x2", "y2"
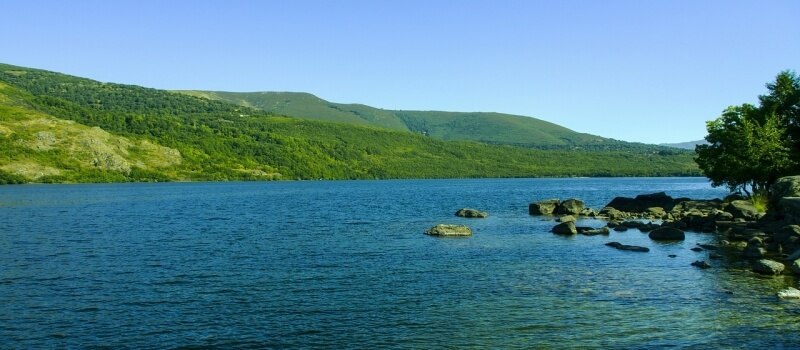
[
  {"x1": 752, "y1": 259, "x2": 785, "y2": 275},
  {"x1": 780, "y1": 197, "x2": 800, "y2": 224},
  {"x1": 791, "y1": 260, "x2": 800, "y2": 275},
  {"x1": 773, "y1": 225, "x2": 800, "y2": 244},
  {"x1": 530, "y1": 199, "x2": 559, "y2": 215},
  {"x1": 770, "y1": 176, "x2": 800, "y2": 210},
  {"x1": 725, "y1": 200, "x2": 759, "y2": 220},
  {"x1": 556, "y1": 198, "x2": 585, "y2": 215},
  {"x1": 455, "y1": 208, "x2": 488, "y2": 218},
  {"x1": 648, "y1": 226, "x2": 686, "y2": 241},
  {"x1": 425, "y1": 224, "x2": 472, "y2": 237},
  {"x1": 605, "y1": 192, "x2": 681, "y2": 213},
  {"x1": 552, "y1": 221, "x2": 577, "y2": 235}
]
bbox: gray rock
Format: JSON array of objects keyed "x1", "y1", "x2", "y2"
[
  {"x1": 556, "y1": 198, "x2": 585, "y2": 215},
  {"x1": 605, "y1": 242, "x2": 650, "y2": 252},
  {"x1": 644, "y1": 207, "x2": 667, "y2": 219},
  {"x1": 579, "y1": 226, "x2": 610, "y2": 236},
  {"x1": 622, "y1": 220, "x2": 644, "y2": 228},
  {"x1": 725, "y1": 200, "x2": 759, "y2": 220},
  {"x1": 777, "y1": 287, "x2": 800, "y2": 299},
  {"x1": 599, "y1": 207, "x2": 626, "y2": 221},
  {"x1": 752, "y1": 259, "x2": 785, "y2": 275},
  {"x1": 741, "y1": 244, "x2": 766, "y2": 259},
  {"x1": 791, "y1": 260, "x2": 800, "y2": 275},
  {"x1": 691, "y1": 260, "x2": 712, "y2": 269},
  {"x1": 638, "y1": 222, "x2": 659, "y2": 232},
  {"x1": 786, "y1": 249, "x2": 800, "y2": 262},
  {"x1": 425, "y1": 224, "x2": 472, "y2": 237},
  {"x1": 455, "y1": 208, "x2": 488, "y2": 218},
  {"x1": 530, "y1": 199, "x2": 560, "y2": 215},
  {"x1": 773, "y1": 225, "x2": 800, "y2": 244},
  {"x1": 780, "y1": 198, "x2": 800, "y2": 224},
  {"x1": 769, "y1": 176, "x2": 800, "y2": 211},
  {"x1": 557, "y1": 215, "x2": 576, "y2": 223},
  {"x1": 552, "y1": 221, "x2": 577, "y2": 235},
  {"x1": 613, "y1": 226, "x2": 629, "y2": 232},
  {"x1": 648, "y1": 226, "x2": 686, "y2": 241}
]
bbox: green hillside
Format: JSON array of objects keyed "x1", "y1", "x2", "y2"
[
  {"x1": 0, "y1": 63, "x2": 700, "y2": 183},
  {"x1": 176, "y1": 90, "x2": 661, "y2": 151}
]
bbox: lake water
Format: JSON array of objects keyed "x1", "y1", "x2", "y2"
[{"x1": 1, "y1": 178, "x2": 799, "y2": 349}]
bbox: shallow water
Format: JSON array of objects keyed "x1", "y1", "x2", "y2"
[{"x1": 1, "y1": 178, "x2": 798, "y2": 348}]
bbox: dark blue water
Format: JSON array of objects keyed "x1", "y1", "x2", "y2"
[{"x1": 1, "y1": 178, "x2": 799, "y2": 349}]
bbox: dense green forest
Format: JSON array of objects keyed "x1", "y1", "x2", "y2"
[
  {"x1": 177, "y1": 90, "x2": 683, "y2": 152},
  {"x1": 0, "y1": 63, "x2": 700, "y2": 183}
]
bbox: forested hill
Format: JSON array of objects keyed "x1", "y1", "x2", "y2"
[
  {"x1": 177, "y1": 90, "x2": 668, "y2": 152},
  {"x1": 0, "y1": 63, "x2": 700, "y2": 184}
]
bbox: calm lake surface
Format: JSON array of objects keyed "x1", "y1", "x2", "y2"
[{"x1": 1, "y1": 178, "x2": 799, "y2": 349}]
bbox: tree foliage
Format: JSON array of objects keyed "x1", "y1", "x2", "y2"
[{"x1": 696, "y1": 70, "x2": 799, "y2": 196}]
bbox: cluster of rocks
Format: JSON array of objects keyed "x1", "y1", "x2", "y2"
[
  {"x1": 424, "y1": 208, "x2": 488, "y2": 237},
  {"x1": 531, "y1": 176, "x2": 800, "y2": 279}
]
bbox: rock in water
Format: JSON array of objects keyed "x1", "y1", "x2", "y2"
[
  {"x1": 605, "y1": 242, "x2": 649, "y2": 252},
  {"x1": 556, "y1": 198, "x2": 585, "y2": 215},
  {"x1": 752, "y1": 259, "x2": 785, "y2": 275},
  {"x1": 777, "y1": 287, "x2": 800, "y2": 299},
  {"x1": 425, "y1": 224, "x2": 472, "y2": 237},
  {"x1": 725, "y1": 200, "x2": 759, "y2": 220},
  {"x1": 691, "y1": 260, "x2": 712, "y2": 269},
  {"x1": 552, "y1": 221, "x2": 577, "y2": 235},
  {"x1": 529, "y1": 198, "x2": 560, "y2": 215},
  {"x1": 455, "y1": 208, "x2": 488, "y2": 218},
  {"x1": 648, "y1": 226, "x2": 686, "y2": 241},
  {"x1": 790, "y1": 260, "x2": 800, "y2": 275}
]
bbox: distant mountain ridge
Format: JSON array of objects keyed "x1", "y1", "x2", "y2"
[
  {"x1": 0, "y1": 62, "x2": 700, "y2": 183},
  {"x1": 660, "y1": 140, "x2": 709, "y2": 150},
  {"x1": 176, "y1": 90, "x2": 673, "y2": 152}
]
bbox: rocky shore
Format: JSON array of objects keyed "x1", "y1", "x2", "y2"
[{"x1": 529, "y1": 176, "x2": 800, "y2": 291}]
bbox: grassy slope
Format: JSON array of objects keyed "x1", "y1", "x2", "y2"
[
  {"x1": 176, "y1": 90, "x2": 660, "y2": 150},
  {"x1": 0, "y1": 63, "x2": 701, "y2": 183}
]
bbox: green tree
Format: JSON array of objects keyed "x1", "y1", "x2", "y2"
[
  {"x1": 759, "y1": 70, "x2": 800, "y2": 169},
  {"x1": 696, "y1": 71, "x2": 798, "y2": 197}
]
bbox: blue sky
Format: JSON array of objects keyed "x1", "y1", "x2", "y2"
[{"x1": 2, "y1": 0, "x2": 798, "y2": 144}]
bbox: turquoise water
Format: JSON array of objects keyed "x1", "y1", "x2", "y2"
[{"x1": 1, "y1": 178, "x2": 798, "y2": 348}]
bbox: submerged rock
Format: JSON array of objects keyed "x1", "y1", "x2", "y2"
[
  {"x1": 455, "y1": 208, "x2": 488, "y2": 218},
  {"x1": 648, "y1": 226, "x2": 686, "y2": 241},
  {"x1": 605, "y1": 241, "x2": 649, "y2": 252},
  {"x1": 579, "y1": 226, "x2": 610, "y2": 236},
  {"x1": 425, "y1": 224, "x2": 472, "y2": 237},
  {"x1": 691, "y1": 260, "x2": 712, "y2": 269}
]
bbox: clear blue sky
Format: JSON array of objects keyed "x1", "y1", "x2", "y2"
[{"x1": 2, "y1": 0, "x2": 798, "y2": 144}]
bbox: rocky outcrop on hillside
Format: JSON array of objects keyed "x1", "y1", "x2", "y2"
[{"x1": 2, "y1": 116, "x2": 182, "y2": 180}]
